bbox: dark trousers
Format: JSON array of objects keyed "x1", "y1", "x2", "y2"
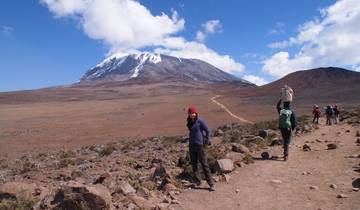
[
  {"x1": 280, "y1": 128, "x2": 292, "y2": 157},
  {"x1": 312, "y1": 116, "x2": 319, "y2": 124},
  {"x1": 189, "y1": 144, "x2": 214, "y2": 186}
]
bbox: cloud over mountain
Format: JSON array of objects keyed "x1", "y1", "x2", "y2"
[
  {"x1": 40, "y1": 0, "x2": 244, "y2": 74},
  {"x1": 263, "y1": 0, "x2": 360, "y2": 77}
]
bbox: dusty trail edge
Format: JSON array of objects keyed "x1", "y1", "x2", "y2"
[{"x1": 211, "y1": 95, "x2": 254, "y2": 124}]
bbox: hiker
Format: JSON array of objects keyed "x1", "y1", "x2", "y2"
[
  {"x1": 312, "y1": 105, "x2": 321, "y2": 124},
  {"x1": 325, "y1": 105, "x2": 333, "y2": 125},
  {"x1": 333, "y1": 104, "x2": 340, "y2": 124},
  {"x1": 277, "y1": 99, "x2": 297, "y2": 161},
  {"x1": 186, "y1": 106, "x2": 215, "y2": 191}
]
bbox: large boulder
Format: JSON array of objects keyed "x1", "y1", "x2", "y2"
[
  {"x1": 0, "y1": 182, "x2": 41, "y2": 201},
  {"x1": 215, "y1": 159, "x2": 234, "y2": 173},
  {"x1": 50, "y1": 182, "x2": 112, "y2": 210}
]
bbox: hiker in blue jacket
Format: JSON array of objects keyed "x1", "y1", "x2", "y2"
[
  {"x1": 187, "y1": 106, "x2": 215, "y2": 191},
  {"x1": 277, "y1": 99, "x2": 297, "y2": 161}
]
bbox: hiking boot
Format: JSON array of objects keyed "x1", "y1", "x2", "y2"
[{"x1": 209, "y1": 185, "x2": 215, "y2": 192}]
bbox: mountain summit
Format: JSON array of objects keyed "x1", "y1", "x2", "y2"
[{"x1": 80, "y1": 53, "x2": 250, "y2": 84}]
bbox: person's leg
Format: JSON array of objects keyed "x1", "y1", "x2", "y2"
[
  {"x1": 189, "y1": 145, "x2": 201, "y2": 185},
  {"x1": 312, "y1": 116, "x2": 316, "y2": 123},
  {"x1": 281, "y1": 129, "x2": 291, "y2": 160},
  {"x1": 316, "y1": 116, "x2": 319, "y2": 124},
  {"x1": 198, "y1": 147, "x2": 214, "y2": 188}
]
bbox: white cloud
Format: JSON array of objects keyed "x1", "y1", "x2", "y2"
[
  {"x1": 40, "y1": 0, "x2": 185, "y2": 51},
  {"x1": 155, "y1": 37, "x2": 244, "y2": 73},
  {"x1": 264, "y1": 0, "x2": 360, "y2": 77},
  {"x1": 196, "y1": 19, "x2": 222, "y2": 43},
  {"x1": 243, "y1": 75, "x2": 268, "y2": 86},
  {"x1": 2, "y1": 26, "x2": 14, "y2": 36},
  {"x1": 203, "y1": 19, "x2": 222, "y2": 34},
  {"x1": 41, "y1": 0, "x2": 244, "y2": 73},
  {"x1": 268, "y1": 22, "x2": 285, "y2": 35},
  {"x1": 195, "y1": 31, "x2": 206, "y2": 43}
]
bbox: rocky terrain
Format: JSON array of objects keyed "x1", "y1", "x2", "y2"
[{"x1": 1, "y1": 109, "x2": 359, "y2": 209}]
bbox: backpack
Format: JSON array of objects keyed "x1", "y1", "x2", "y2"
[
  {"x1": 326, "y1": 107, "x2": 333, "y2": 115},
  {"x1": 279, "y1": 109, "x2": 292, "y2": 129}
]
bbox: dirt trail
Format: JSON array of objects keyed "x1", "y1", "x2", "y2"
[
  {"x1": 173, "y1": 121, "x2": 360, "y2": 210},
  {"x1": 211, "y1": 95, "x2": 254, "y2": 124}
]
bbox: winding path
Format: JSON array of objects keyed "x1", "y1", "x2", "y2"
[{"x1": 210, "y1": 95, "x2": 254, "y2": 124}]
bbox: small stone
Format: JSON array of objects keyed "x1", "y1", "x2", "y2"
[
  {"x1": 302, "y1": 171, "x2": 310, "y2": 175},
  {"x1": 349, "y1": 154, "x2": 360, "y2": 158},
  {"x1": 171, "y1": 199, "x2": 180, "y2": 204},
  {"x1": 271, "y1": 179, "x2": 282, "y2": 184},
  {"x1": 223, "y1": 174, "x2": 231, "y2": 183},
  {"x1": 356, "y1": 130, "x2": 360, "y2": 137},
  {"x1": 303, "y1": 144, "x2": 311, "y2": 151},
  {"x1": 315, "y1": 139, "x2": 323, "y2": 143},
  {"x1": 330, "y1": 184, "x2": 338, "y2": 189},
  {"x1": 215, "y1": 159, "x2": 234, "y2": 173},
  {"x1": 261, "y1": 152, "x2": 270, "y2": 160},
  {"x1": 352, "y1": 188, "x2": 359, "y2": 192},
  {"x1": 356, "y1": 138, "x2": 360, "y2": 144},
  {"x1": 232, "y1": 144, "x2": 250, "y2": 154},
  {"x1": 337, "y1": 193, "x2": 348, "y2": 198},
  {"x1": 235, "y1": 189, "x2": 240, "y2": 193},
  {"x1": 310, "y1": 186, "x2": 319, "y2": 190},
  {"x1": 327, "y1": 143, "x2": 337, "y2": 150}
]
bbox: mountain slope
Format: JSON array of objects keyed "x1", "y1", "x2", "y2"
[{"x1": 80, "y1": 53, "x2": 251, "y2": 84}]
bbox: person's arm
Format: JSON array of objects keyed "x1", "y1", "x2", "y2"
[
  {"x1": 199, "y1": 119, "x2": 211, "y2": 144},
  {"x1": 276, "y1": 99, "x2": 282, "y2": 114},
  {"x1": 291, "y1": 112, "x2": 297, "y2": 130}
]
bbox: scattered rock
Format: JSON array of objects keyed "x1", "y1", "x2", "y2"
[
  {"x1": 215, "y1": 159, "x2": 234, "y2": 173},
  {"x1": 162, "y1": 183, "x2": 177, "y2": 193},
  {"x1": 51, "y1": 182, "x2": 112, "y2": 210},
  {"x1": 271, "y1": 179, "x2": 282, "y2": 184},
  {"x1": 349, "y1": 154, "x2": 360, "y2": 158},
  {"x1": 128, "y1": 194, "x2": 155, "y2": 210},
  {"x1": 258, "y1": 130, "x2": 268, "y2": 139},
  {"x1": 356, "y1": 138, "x2": 360, "y2": 144},
  {"x1": 151, "y1": 163, "x2": 168, "y2": 180},
  {"x1": 346, "y1": 130, "x2": 351, "y2": 133},
  {"x1": 302, "y1": 171, "x2": 310, "y2": 175},
  {"x1": 232, "y1": 144, "x2": 250, "y2": 154},
  {"x1": 214, "y1": 129, "x2": 224, "y2": 137},
  {"x1": 330, "y1": 184, "x2": 338, "y2": 189},
  {"x1": 0, "y1": 182, "x2": 38, "y2": 201},
  {"x1": 270, "y1": 138, "x2": 282, "y2": 146},
  {"x1": 352, "y1": 188, "x2": 359, "y2": 192},
  {"x1": 235, "y1": 189, "x2": 240, "y2": 194},
  {"x1": 136, "y1": 187, "x2": 150, "y2": 199},
  {"x1": 223, "y1": 174, "x2": 231, "y2": 183},
  {"x1": 336, "y1": 193, "x2": 348, "y2": 198},
  {"x1": 315, "y1": 139, "x2": 323, "y2": 143},
  {"x1": 117, "y1": 181, "x2": 136, "y2": 195},
  {"x1": 261, "y1": 152, "x2": 270, "y2": 160},
  {"x1": 303, "y1": 124, "x2": 311, "y2": 132},
  {"x1": 356, "y1": 130, "x2": 360, "y2": 137},
  {"x1": 93, "y1": 172, "x2": 110, "y2": 184},
  {"x1": 327, "y1": 143, "x2": 338, "y2": 150},
  {"x1": 303, "y1": 144, "x2": 311, "y2": 151},
  {"x1": 310, "y1": 186, "x2": 319, "y2": 190}
]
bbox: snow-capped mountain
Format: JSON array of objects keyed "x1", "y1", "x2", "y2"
[{"x1": 79, "y1": 53, "x2": 251, "y2": 84}]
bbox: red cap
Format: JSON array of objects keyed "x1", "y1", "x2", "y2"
[{"x1": 188, "y1": 106, "x2": 197, "y2": 114}]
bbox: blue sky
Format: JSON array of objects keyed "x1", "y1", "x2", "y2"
[{"x1": 1, "y1": 0, "x2": 359, "y2": 91}]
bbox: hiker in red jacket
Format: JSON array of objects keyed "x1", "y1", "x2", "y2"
[{"x1": 312, "y1": 105, "x2": 321, "y2": 124}]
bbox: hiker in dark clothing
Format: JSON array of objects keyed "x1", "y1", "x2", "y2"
[
  {"x1": 325, "y1": 105, "x2": 333, "y2": 125},
  {"x1": 333, "y1": 104, "x2": 340, "y2": 124},
  {"x1": 277, "y1": 99, "x2": 297, "y2": 161},
  {"x1": 187, "y1": 106, "x2": 215, "y2": 191},
  {"x1": 312, "y1": 105, "x2": 321, "y2": 124}
]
